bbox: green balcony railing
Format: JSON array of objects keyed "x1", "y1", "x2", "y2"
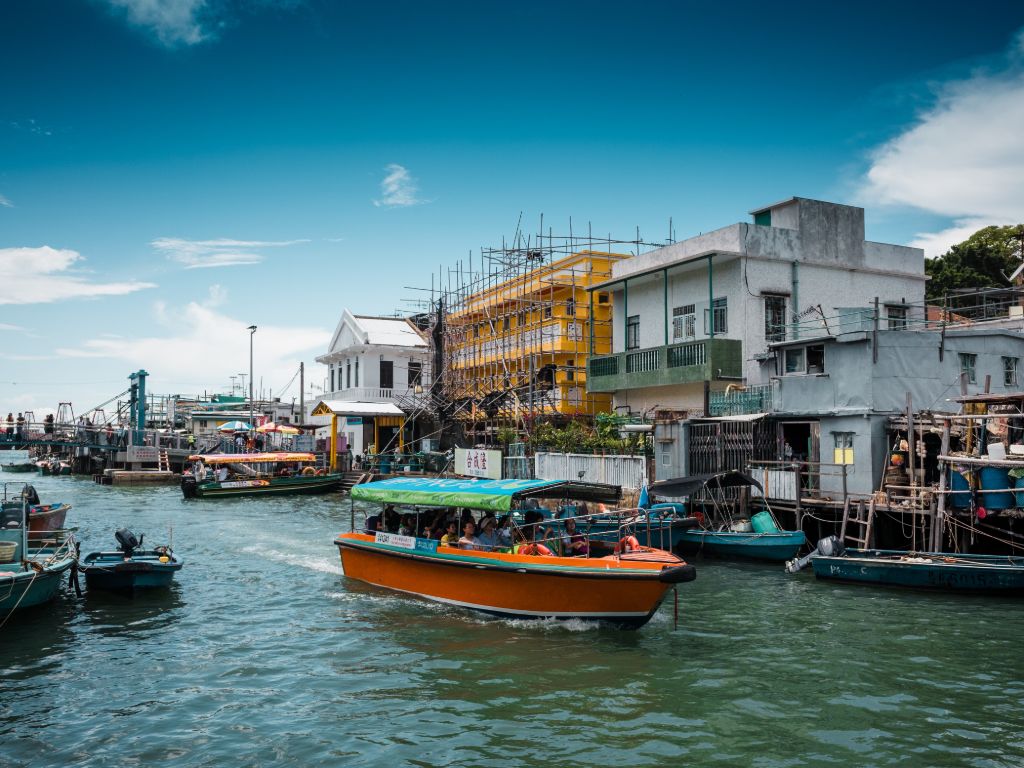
[{"x1": 587, "y1": 338, "x2": 742, "y2": 392}]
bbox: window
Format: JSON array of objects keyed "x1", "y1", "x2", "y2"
[
  {"x1": 806, "y1": 344, "x2": 825, "y2": 374},
  {"x1": 705, "y1": 297, "x2": 727, "y2": 334},
  {"x1": 502, "y1": 316, "x2": 510, "y2": 331},
  {"x1": 626, "y1": 315, "x2": 640, "y2": 350},
  {"x1": 380, "y1": 360, "x2": 394, "y2": 389},
  {"x1": 887, "y1": 305, "x2": 908, "y2": 330},
  {"x1": 355, "y1": 359, "x2": 359, "y2": 387},
  {"x1": 833, "y1": 432, "x2": 855, "y2": 465},
  {"x1": 330, "y1": 366, "x2": 335, "y2": 392},
  {"x1": 518, "y1": 311, "x2": 527, "y2": 326},
  {"x1": 784, "y1": 347, "x2": 804, "y2": 374},
  {"x1": 672, "y1": 304, "x2": 696, "y2": 342},
  {"x1": 764, "y1": 295, "x2": 787, "y2": 342},
  {"x1": 543, "y1": 306, "x2": 553, "y2": 319},
  {"x1": 346, "y1": 360, "x2": 351, "y2": 389},
  {"x1": 960, "y1": 353, "x2": 977, "y2": 384},
  {"x1": 754, "y1": 210, "x2": 771, "y2": 227},
  {"x1": 1004, "y1": 356, "x2": 1018, "y2": 387},
  {"x1": 566, "y1": 298, "x2": 575, "y2": 318},
  {"x1": 408, "y1": 361, "x2": 423, "y2": 387},
  {"x1": 565, "y1": 359, "x2": 574, "y2": 381},
  {"x1": 597, "y1": 292, "x2": 610, "y2": 304}
]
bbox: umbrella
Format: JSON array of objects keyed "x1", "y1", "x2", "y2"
[
  {"x1": 217, "y1": 420, "x2": 252, "y2": 432},
  {"x1": 256, "y1": 422, "x2": 299, "y2": 435}
]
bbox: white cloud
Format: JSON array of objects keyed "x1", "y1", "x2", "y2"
[
  {"x1": 0, "y1": 246, "x2": 156, "y2": 305},
  {"x1": 105, "y1": 0, "x2": 210, "y2": 47},
  {"x1": 152, "y1": 237, "x2": 309, "y2": 269},
  {"x1": 56, "y1": 301, "x2": 330, "y2": 396},
  {"x1": 861, "y1": 29, "x2": 1024, "y2": 256},
  {"x1": 0, "y1": 194, "x2": 12, "y2": 208},
  {"x1": 373, "y1": 164, "x2": 426, "y2": 208},
  {"x1": 0, "y1": 323, "x2": 24, "y2": 331}
]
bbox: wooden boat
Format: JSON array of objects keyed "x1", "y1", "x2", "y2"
[
  {"x1": 182, "y1": 452, "x2": 343, "y2": 499},
  {"x1": 810, "y1": 548, "x2": 1024, "y2": 594},
  {"x1": 340, "y1": 477, "x2": 696, "y2": 629},
  {"x1": 28, "y1": 503, "x2": 70, "y2": 537},
  {"x1": 0, "y1": 459, "x2": 36, "y2": 473},
  {"x1": 81, "y1": 529, "x2": 183, "y2": 592},
  {"x1": 650, "y1": 471, "x2": 806, "y2": 561},
  {"x1": 0, "y1": 486, "x2": 77, "y2": 616}
]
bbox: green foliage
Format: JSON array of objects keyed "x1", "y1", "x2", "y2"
[
  {"x1": 925, "y1": 225, "x2": 1024, "y2": 302},
  {"x1": 527, "y1": 413, "x2": 643, "y2": 454},
  {"x1": 495, "y1": 426, "x2": 519, "y2": 445}
]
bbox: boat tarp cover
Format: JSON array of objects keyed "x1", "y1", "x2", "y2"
[
  {"x1": 187, "y1": 452, "x2": 317, "y2": 464},
  {"x1": 649, "y1": 470, "x2": 763, "y2": 498},
  {"x1": 350, "y1": 477, "x2": 621, "y2": 512}
]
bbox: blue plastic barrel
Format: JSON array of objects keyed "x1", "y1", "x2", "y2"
[
  {"x1": 980, "y1": 466, "x2": 1013, "y2": 510},
  {"x1": 1015, "y1": 476, "x2": 1024, "y2": 508},
  {"x1": 949, "y1": 471, "x2": 971, "y2": 509}
]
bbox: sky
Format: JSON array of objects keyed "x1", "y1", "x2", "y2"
[{"x1": 2, "y1": 0, "x2": 1024, "y2": 417}]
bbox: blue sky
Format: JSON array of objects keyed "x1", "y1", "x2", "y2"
[{"x1": 2, "y1": 0, "x2": 1024, "y2": 416}]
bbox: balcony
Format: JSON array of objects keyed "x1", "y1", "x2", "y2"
[
  {"x1": 586, "y1": 338, "x2": 742, "y2": 392},
  {"x1": 325, "y1": 386, "x2": 414, "y2": 403}
]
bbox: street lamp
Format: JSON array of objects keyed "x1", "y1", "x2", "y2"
[{"x1": 248, "y1": 325, "x2": 257, "y2": 431}]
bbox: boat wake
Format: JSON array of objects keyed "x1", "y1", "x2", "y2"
[{"x1": 240, "y1": 544, "x2": 343, "y2": 576}]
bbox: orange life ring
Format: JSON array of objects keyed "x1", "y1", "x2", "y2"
[
  {"x1": 301, "y1": 467, "x2": 316, "y2": 476},
  {"x1": 614, "y1": 535, "x2": 641, "y2": 554},
  {"x1": 520, "y1": 543, "x2": 553, "y2": 556}
]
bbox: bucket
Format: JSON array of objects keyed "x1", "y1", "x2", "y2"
[
  {"x1": 729, "y1": 519, "x2": 753, "y2": 533},
  {"x1": 750, "y1": 511, "x2": 780, "y2": 534},
  {"x1": 949, "y1": 471, "x2": 971, "y2": 509},
  {"x1": 980, "y1": 466, "x2": 1013, "y2": 510},
  {"x1": 378, "y1": 458, "x2": 392, "y2": 474},
  {"x1": 0, "y1": 540, "x2": 17, "y2": 564}
]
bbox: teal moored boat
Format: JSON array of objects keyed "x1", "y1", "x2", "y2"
[
  {"x1": 182, "y1": 452, "x2": 343, "y2": 499},
  {"x1": 649, "y1": 471, "x2": 807, "y2": 562},
  {"x1": 81, "y1": 529, "x2": 183, "y2": 592},
  {"x1": 810, "y1": 548, "x2": 1024, "y2": 594}
]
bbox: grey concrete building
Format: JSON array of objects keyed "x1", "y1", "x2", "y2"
[{"x1": 586, "y1": 197, "x2": 926, "y2": 415}]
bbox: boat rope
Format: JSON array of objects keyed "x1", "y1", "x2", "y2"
[{"x1": 945, "y1": 515, "x2": 1023, "y2": 552}]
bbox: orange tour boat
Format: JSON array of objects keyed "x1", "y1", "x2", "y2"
[{"x1": 337, "y1": 477, "x2": 696, "y2": 629}]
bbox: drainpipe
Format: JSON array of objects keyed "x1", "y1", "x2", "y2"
[
  {"x1": 707, "y1": 255, "x2": 715, "y2": 339},
  {"x1": 623, "y1": 278, "x2": 629, "y2": 350},
  {"x1": 663, "y1": 268, "x2": 669, "y2": 346},
  {"x1": 791, "y1": 260, "x2": 799, "y2": 341}
]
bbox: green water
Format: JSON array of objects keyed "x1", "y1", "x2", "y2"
[{"x1": 1, "y1": 473, "x2": 1023, "y2": 767}]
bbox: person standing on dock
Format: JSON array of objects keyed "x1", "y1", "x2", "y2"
[
  {"x1": 5, "y1": 413, "x2": 12, "y2": 440},
  {"x1": 15, "y1": 413, "x2": 24, "y2": 441}
]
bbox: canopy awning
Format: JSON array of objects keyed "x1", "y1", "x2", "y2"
[
  {"x1": 351, "y1": 477, "x2": 621, "y2": 512},
  {"x1": 310, "y1": 400, "x2": 405, "y2": 417},
  {"x1": 649, "y1": 470, "x2": 763, "y2": 498},
  {"x1": 188, "y1": 452, "x2": 317, "y2": 464}
]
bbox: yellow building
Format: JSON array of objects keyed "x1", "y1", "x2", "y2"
[{"x1": 445, "y1": 250, "x2": 630, "y2": 427}]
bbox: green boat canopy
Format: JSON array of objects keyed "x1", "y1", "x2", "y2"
[{"x1": 350, "y1": 476, "x2": 621, "y2": 512}]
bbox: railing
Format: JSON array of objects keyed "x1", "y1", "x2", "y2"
[
  {"x1": 626, "y1": 348, "x2": 660, "y2": 373},
  {"x1": 590, "y1": 356, "x2": 618, "y2": 377},
  {"x1": 325, "y1": 386, "x2": 415, "y2": 401},
  {"x1": 667, "y1": 341, "x2": 706, "y2": 369},
  {"x1": 748, "y1": 461, "x2": 852, "y2": 502},
  {"x1": 709, "y1": 383, "x2": 775, "y2": 416}
]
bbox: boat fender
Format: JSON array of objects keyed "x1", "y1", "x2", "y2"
[
  {"x1": 614, "y1": 535, "x2": 641, "y2": 554},
  {"x1": 302, "y1": 467, "x2": 316, "y2": 476},
  {"x1": 158, "y1": 556, "x2": 170, "y2": 563}
]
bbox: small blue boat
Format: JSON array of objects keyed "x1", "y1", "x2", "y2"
[
  {"x1": 0, "y1": 485, "x2": 77, "y2": 616},
  {"x1": 81, "y1": 529, "x2": 183, "y2": 593},
  {"x1": 584, "y1": 505, "x2": 700, "y2": 551},
  {"x1": 649, "y1": 471, "x2": 807, "y2": 561},
  {"x1": 810, "y1": 548, "x2": 1024, "y2": 594}
]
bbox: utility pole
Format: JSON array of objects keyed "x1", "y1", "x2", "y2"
[
  {"x1": 248, "y1": 325, "x2": 257, "y2": 428},
  {"x1": 299, "y1": 362, "x2": 305, "y2": 423}
]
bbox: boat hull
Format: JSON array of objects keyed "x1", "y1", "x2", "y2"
[
  {"x1": 0, "y1": 559, "x2": 74, "y2": 613},
  {"x1": 1, "y1": 463, "x2": 37, "y2": 473},
  {"x1": 675, "y1": 529, "x2": 807, "y2": 561},
  {"x1": 81, "y1": 552, "x2": 183, "y2": 592},
  {"x1": 335, "y1": 533, "x2": 692, "y2": 629},
  {"x1": 182, "y1": 473, "x2": 343, "y2": 499},
  {"x1": 811, "y1": 550, "x2": 1024, "y2": 594},
  {"x1": 27, "y1": 503, "x2": 70, "y2": 536}
]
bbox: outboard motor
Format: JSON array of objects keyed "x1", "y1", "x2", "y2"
[
  {"x1": 785, "y1": 535, "x2": 845, "y2": 574},
  {"x1": 115, "y1": 528, "x2": 143, "y2": 557},
  {"x1": 21, "y1": 484, "x2": 40, "y2": 506},
  {"x1": 180, "y1": 476, "x2": 198, "y2": 499}
]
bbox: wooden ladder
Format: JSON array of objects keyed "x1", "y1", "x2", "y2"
[
  {"x1": 158, "y1": 449, "x2": 170, "y2": 472},
  {"x1": 840, "y1": 497, "x2": 875, "y2": 549}
]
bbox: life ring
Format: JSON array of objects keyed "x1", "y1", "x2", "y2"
[
  {"x1": 519, "y1": 543, "x2": 552, "y2": 556},
  {"x1": 614, "y1": 535, "x2": 641, "y2": 554},
  {"x1": 301, "y1": 467, "x2": 316, "y2": 476}
]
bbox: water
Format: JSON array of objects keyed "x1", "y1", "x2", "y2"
[{"x1": 2, "y1": 472, "x2": 1023, "y2": 767}]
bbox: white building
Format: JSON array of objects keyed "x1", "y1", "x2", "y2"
[
  {"x1": 314, "y1": 311, "x2": 432, "y2": 456},
  {"x1": 587, "y1": 197, "x2": 926, "y2": 415}
]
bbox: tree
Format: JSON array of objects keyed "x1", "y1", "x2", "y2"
[{"x1": 925, "y1": 224, "x2": 1024, "y2": 302}]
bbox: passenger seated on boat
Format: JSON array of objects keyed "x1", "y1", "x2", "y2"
[
  {"x1": 216, "y1": 467, "x2": 229, "y2": 482},
  {"x1": 459, "y1": 508, "x2": 476, "y2": 530},
  {"x1": 476, "y1": 517, "x2": 502, "y2": 551},
  {"x1": 364, "y1": 513, "x2": 382, "y2": 534},
  {"x1": 562, "y1": 518, "x2": 589, "y2": 556},
  {"x1": 384, "y1": 505, "x2": 401, "y2": 534},
  {"x1": 399, "y1": 515, "x2": 416, "y2": 536},
  {"x1": 440, "y1": 520, "x2": 459, "y2": 547},
  {"x1": 458, "y1": 520, "x2": 481, "y2": 550}
]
